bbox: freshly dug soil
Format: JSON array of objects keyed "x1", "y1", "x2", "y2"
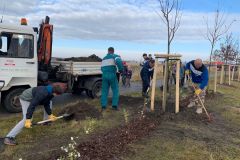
[
  {"x1": 59, "y1": 102, "x2": 102, "y2": 121},
  {"x1": 58, "y1": 54, "x2": 102, "y2": 62},
  {"x1": 76, "y1": 113, "x2": 161, "y2": 160}
]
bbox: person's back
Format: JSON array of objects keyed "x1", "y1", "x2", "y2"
[
  {"x1": 101, "y1": 54, "x2": 121, "y2": 73},
  {"x1": 101, "y1": 47, "x2": 123, "y2": 110}
]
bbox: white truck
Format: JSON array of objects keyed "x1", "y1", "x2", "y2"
[{"x1": 0, "y1": 16, "x2": 102, "y2": 113}]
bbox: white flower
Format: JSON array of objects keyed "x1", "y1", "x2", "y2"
[
  {"x1": 77, "y1": 153, "x2": 81, "y2": 157},
  {"x1": 19, "y1": 159, "x2": 22, "y2": 160},
  {"x1": 71, "y1": 137, "x2": 74, "y2": 141}
]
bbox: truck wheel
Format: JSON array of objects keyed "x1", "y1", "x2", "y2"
[
  {"x1": 72, "y1": 88, "x2": 84, "y2": 95},
  {"x1": 89, "y1": 81, "x2": 102, "y2": 99},
  {"x1": 86, "y1": 89, "x2": 92, "y2": 98},
  {"x1": 3, "y1": 88, "x2": 26, "y2": 113}
]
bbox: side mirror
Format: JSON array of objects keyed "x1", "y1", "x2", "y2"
[
  {"x1": 0, "y1": 38, "x2": 2, "y2": 49},
  {"x1": 33, "y1": 27, "x2": 39, "y2": 34}
]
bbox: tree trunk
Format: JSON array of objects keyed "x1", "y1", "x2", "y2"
[
  {"x1": 207, "y1": 44, "x2": 214, "y2": 91},
  {"x1": 162, "y1": 26, "x2": 170, "y2": 112}
]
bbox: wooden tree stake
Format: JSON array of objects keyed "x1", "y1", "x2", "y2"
[
  {"x1": 150, "y1": 59, "x2": 158, "y2": 111},
  {"x1": 175, "y1": 60, "x2": 180, "y2": 113},
  {"x1": 214, "y1": 65, "x2": 217, "y2": 93},
  {"x1": 231, "y1": 65, "x2": 235, "y2": 81},
  {"x1": 220, "y1": 65, "x2": 224, "y2": 84},
  {"x1": 228, "y1": 65, "x2": 231, "y2": 86},
  {"x1": 162, "y1": 60, "x2": 168, "y2": 112}
]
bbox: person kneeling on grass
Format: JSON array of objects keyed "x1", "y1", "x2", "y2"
[
  {"x1": 4, "y1": 84, "x2": 64, "y2": 146},
  {"x1": 185, "y1": 59, "x2": 209, "y2": 114}
]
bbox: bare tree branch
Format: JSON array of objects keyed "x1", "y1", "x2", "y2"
[{"x1": 156, "y1": 0, "x2": 182, "y2": 54}]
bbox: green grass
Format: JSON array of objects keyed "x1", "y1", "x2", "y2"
[{"x1": 122, "y1": 81, "x2": 240, "y2": 160}]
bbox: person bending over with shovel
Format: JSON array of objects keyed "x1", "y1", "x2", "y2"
[
  {"x1": 4, "y1": 84, "x2": 64, "y2": 146},
  {"x1": 185, "y1": 59, "x2": 209, "y2": 114}
]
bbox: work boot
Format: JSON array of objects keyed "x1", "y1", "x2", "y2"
[
  {"x1": 196, "y1": 107, "x2": 203, "y2": 114},
  {"x1": 187, "y1": 101, "x2": 195, "y2": 108},
  {"x1": 112, "y1": 106, "x2": 118, "y2": 111},
  {"x1": 4, "y1": 137, "x2": 17, "y2": 146}
]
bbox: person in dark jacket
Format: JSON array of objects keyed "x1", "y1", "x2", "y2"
[
  {"x1": 121, "y1": 61, "x2": 128, "y2": 86},
  {"x1": 125, "y1": 65, "x2": 133, "y2": 87},
  {"x1": 141, "y1": 59, "x2": 155, "y2": 97},
  {"x1": 140, "y1": 53, "x2": 149, "y2": 66},
  {"x1": 185, "y1": 59, "x2": 209, "y2": 114},
  {"x1": 4, "y1": 84, "x2": 64, "y2": 146}
]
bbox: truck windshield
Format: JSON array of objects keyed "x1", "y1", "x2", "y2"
[{"x1": 0, "y1": 32, "x2": 34, "y2": 58}]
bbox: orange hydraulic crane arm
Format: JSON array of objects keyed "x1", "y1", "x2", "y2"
[{"x1": 37, "y1": 16, "x2": 53, "y2": 71}]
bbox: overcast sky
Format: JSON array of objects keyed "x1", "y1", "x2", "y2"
[{"x1": 1, "y1": 0, "x2": 240, "y2": 61}]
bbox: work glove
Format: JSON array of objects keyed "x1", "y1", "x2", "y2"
[
  {"x1": 25, "y1": 119, "x2": 32, "y2": 128},
  {"x1": 48, "y1": 114, "x2": 58, "y2": 121},
  {"x1": 185, "y1": 70, "x2": 190, "y2": 75},
  {"x1": 195, "y1": 89, "x2": 202, "y2": 95}
]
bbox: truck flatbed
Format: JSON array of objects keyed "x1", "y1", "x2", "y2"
[{"x1": 51, "y1": 60, "x2": 102, "y2": 76}]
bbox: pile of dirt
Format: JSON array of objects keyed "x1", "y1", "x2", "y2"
[
  {"x1": 59, "y1": 102, "x2": 102, "y2": 121},
  {"x1": 76, "y1": 113, "x2": 161, "y2": 160},
  {"x1": 60, "y1": 54, "x2": 102, "y2": 62}
]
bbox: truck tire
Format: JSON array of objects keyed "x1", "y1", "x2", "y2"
[
  {"x1": 72, "y1": 88, "x2": 84, "y2": 95},
  {"x1": 3, "y1": 88, "x2": 26, "y2": 113},
  {"x1": 86, "y1": 89, "x2": 92, "y2": 98},
  {"x1": 88, "y1": 81, "x2": 102, "y2": 99}
]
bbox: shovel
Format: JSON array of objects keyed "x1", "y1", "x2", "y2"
[
  {"x1": 143, "y1": 87, "x2": 151, "y2": 112},
  {"x1": 33, "y1": 113, "x2": 74, "y2": 125},
  {"x1": 188, "y1": 77, "x2": 213, "y2": 122}
]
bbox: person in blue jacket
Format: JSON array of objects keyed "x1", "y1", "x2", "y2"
[
  {"x1": 101, "y1": 47, "x2": 123, "y2": 111},
  {"x1": 140, "y1": 59, "x2": 155, "y2": 97},
  {"x1": 185, "y1": 59, "x2": 209, "y2": 114},
  {"x1": 4, "y1": 84, "x2": 64, "y2": 146}
]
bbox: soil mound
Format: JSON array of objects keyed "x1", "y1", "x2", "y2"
[
  {"x1": 59, "y1": 54, "x2": 102, "y2": 62},
  {"x1": 59, "y1": 102, "x2": 102, "y2": 121},
  {"x1": 77, "y1": 114, "x2": 161, "y2": 160}
]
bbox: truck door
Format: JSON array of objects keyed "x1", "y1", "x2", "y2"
[
  {"x1": 0, "y1": 32, "x2": 37, "y2": 112},
  {"x1": 0, "y1": 32, "x2": 37, "y2": 89}
]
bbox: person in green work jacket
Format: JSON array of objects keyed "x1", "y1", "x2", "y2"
[{"x1": 101, "y1": 47, "x2": 123, "y2": 111}]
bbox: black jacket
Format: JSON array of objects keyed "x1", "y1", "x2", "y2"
[
  {"x1": 26, "y1": 86, "x2": 54, "y2": 119},
  {"x1": 140, "y1": 62, "x2": 154, "y2": 87}
]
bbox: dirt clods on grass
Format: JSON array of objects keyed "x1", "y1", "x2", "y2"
[
  {"x1": 59, "y1": 102, "x2": 102, "y2": 121},
  {"x1": 76, "y1": 113, "x2": 161, "y2": 160}
]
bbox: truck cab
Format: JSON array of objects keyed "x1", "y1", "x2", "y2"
[
  {"x1": 0, "y1": 23, "x2": 38, "y2": 112},
  {"x1": 0, "y1": 17, "x2": 103, "y2": 113}
]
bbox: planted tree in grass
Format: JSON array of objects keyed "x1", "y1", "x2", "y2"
[
  {"x1": 156, "y1": 0, "x2": 182, "y2": 110},
  {"x1": 204, "y1": 9, "x2": 234, "y2": 76},
  {"x1": 213, "y1": 33, "x2": 239, "y2": 65},
  {"x1": 213, "y1": 34, "x2": 239, "y2": 82}
]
